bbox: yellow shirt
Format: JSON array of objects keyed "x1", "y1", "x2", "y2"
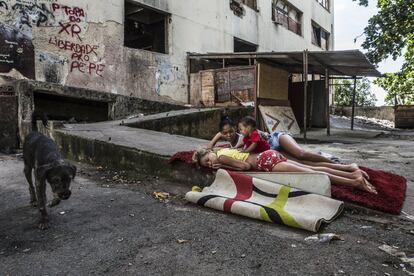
[{"x1": 217, "y1": 148, "x2": 249, "y2": 162}]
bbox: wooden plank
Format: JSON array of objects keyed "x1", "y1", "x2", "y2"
[
  {"x1": 257, "y1": 63, "x2": 289, "y2": 100},
  {"x1": 216, "y1": 71, "x2": 230, "y2": 102},
  {"x1": 201, "y1": 71, "x2": 215, "y2": 107},
  {"x1": 189, "y1": 73, "x2": 202, "y2": 106}
]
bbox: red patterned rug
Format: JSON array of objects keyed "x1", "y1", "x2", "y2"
[{"x1": 170, "y1": 153, "x2": 407, "y2": 215}]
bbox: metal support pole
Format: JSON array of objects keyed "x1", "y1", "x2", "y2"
[
  {"x1": 186, "y1": 55, "x2": 191, "y2": 104},
  {"x1": 309, "y1": 73, "x2": 315, "y2": 129},
  {"x1": 222, "y1": 58, "x2": 225, "y2": 68},
  {"x1": 325, "y1": 69, "x2": 330, "y2": 136},
  {"x1": 303, "y1": 50, "x2": 308, "y2": 142},
  {"x1": 351, "y1": 76, "x2": 357, "y2": 131}
]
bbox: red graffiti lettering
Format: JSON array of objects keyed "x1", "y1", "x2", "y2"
[
  {"x1": 49, "y1": 37, "x2": 99, "y2": 56},
  {"x1": 52, "y1": 3, "x2": 60, "y2": 12},
  {"x1": 70, "y1": 61, "x2": 105, "y2": 77},
  {"x1": 58, "y1": 22, "x2": 82, "y2": 41},
  {"x1": 52, "y1": 4, "x2": 85, "y2": 18},
  {"x1": 70, "y1": 61, "x2": 85, "y2": 73}
]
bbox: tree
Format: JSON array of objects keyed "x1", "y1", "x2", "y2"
[
  {"x1": 353, "y1": 0, "x2": 414, "y2": 105},
  {"x1": 334, "y1": 77, "x2": 377, "y2": 107}
]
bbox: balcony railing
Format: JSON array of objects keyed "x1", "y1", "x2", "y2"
[{"x1": 273, "y1": 10, "x2": 302, "y2": 36}]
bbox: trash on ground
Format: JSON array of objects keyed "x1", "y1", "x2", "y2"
[
  {"x1": 211, "y1": 250, "x2": 217, "y2": 254},
  {"x1": 177, "y1": 239, "x2": 189, "y2": 244},
  {"x1": 127, "y1": 113, "x2": 144, "y2": 120},
  {"x1": 360, "y1": 225, "x2": 373, "y2": 229},
  {"x1": 379, "y1": 244, "x2": 414, "y2": 267},
  {"x1": 192, "y1": 186, "x2": 202, "y2": 192},
  {"x1": 304, "y1": 233, "x2": 344, "y2": 243},
  {"x1": 22, "y1": 248, "x2": 31, "y2": 253},
  {"x1": 152, "y1": 191, "x2": 170, "y2": 201},
  {"x1": 59, "y1": 211, "x2": 66, "y2": 215},
  {"x1": 402, "y1": 211, "x2": 414, "y2": 222},
  {"x1": 117, "y1": 238, "x2": 124, "y2": 242}
]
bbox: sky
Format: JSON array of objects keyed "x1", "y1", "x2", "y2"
[{"x1": 334, "y1": 0, "x2": 405, "y2": 106}]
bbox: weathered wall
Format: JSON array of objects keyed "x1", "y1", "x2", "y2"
[
  {"x1": 0, "y1": 0, "x2": 334, "y2": 104},
  {"x1": 0, "y1": 92, "x2": 18, "y2": 152},
  {"x1": 127, "y1": 107, "x2": 253, "y2": 140},
  {"x1": 332, "y1": 106, "x2": 395, "y2": 122},
  {"x1": 11, "y1": 80, "x2": 185, "y2": 144}
]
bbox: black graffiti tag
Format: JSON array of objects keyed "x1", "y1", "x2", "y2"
[{"x1": 11, "y1": 3, "x2": 54, "y2": 28}]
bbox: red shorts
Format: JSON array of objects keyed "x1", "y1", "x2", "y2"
[{"x1": 257, "y1": 150, "x2": 288, "y2": 172}]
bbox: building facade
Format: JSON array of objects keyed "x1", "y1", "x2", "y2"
[{"x1": 0, "y1": 0, "x2": 334, "y2": 104}]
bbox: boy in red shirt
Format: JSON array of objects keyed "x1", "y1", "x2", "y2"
[{"x1": 238, "y1": 116, "x2": 270, "y2": 154}]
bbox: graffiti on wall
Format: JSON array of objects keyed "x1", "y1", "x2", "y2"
[
  {"x1": 0, "y1": 0, "x2": 105, "y2": 80},
  {"x1": 1, "y1": 0, "x2": 56, "y2": 37},
  {"x1": 47, "y1": 3, "x2": 104, "y2": 77},
  {"x1": 0, "y1": 19, "x2": 35, "y2": 78},
  {"x1": 0, "y1": 0, "x2": 55, "y2": 78}
]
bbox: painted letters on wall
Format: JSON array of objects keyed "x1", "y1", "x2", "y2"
[{"x1": 0, "y1": 0, "x2": 105, "y2": 80}]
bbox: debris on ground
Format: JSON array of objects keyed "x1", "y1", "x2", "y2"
[
  {"x1": 304, "y1": 233, "x2": 344, "y2": 243},
  {"x1": 360, "y1": 226, "x2": 373, "y2": 229},
  {"x1": 127, "y1": 113, "x2": 144, "y2": 120},
  {"x1": 402, "y1": 211, "x2": 414, "y2": 222},
  {"x1": 192, "y1": 186, "x2": 202, "y2": 192},
  {"x1": 378, "y1": 244, "x2": 414, "y2": 267},
  {"x1": 177, "y1": 239, "x2": 189, "y2": 244},
  {"x1": 152, "y1": 191, "x2": 170, "y2": 202},
  {"x1": 59, "y1": 211, "x2": 66, "y2": 215}
]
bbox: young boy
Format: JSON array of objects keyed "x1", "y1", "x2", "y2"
[{"x1": 238, "y1": 116, "x2": 270, "y2": 154}]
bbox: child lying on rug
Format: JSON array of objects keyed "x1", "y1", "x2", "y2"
[
  {"x1": 192, "y1": 147, "x2": 377, "y2": 194},
  {"x1": 208, "y1": 115, "x2": 336, "y2": 164}
]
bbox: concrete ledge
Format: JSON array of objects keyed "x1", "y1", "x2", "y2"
[
  {"x1": 125, "y1": 107, "x2": 252, "y2": 140},
  {"x1": 53, "y1": 123, "x2": 215, "y2": 186}
]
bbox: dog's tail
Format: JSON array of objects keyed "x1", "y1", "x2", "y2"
[{"x1": 31, "y1": 111, "x2": 48, "y2": 132}]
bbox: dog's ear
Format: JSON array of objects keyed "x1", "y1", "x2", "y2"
[
  {"x1": 36, "y1": 164, "x2": 54, "y2": 180},
  {"x1": 69, "y1": 164, "x2": 77, "y2": 179}
]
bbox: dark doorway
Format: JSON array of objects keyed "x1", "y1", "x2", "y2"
[
  {"x1": 124, "y1": 1, "x2": 169, "y2": 54},
  {"x1": 34, "y1": 92, "x2": 109, "y2": 123}
]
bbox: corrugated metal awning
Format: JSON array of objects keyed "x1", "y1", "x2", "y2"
[{"x1": 188, "y1": 50, "x2": 382, "y2": 77}]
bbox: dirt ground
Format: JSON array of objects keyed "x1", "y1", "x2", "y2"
[{"x1": 1, "y1": 127, "x2": 414, "y2": 276}]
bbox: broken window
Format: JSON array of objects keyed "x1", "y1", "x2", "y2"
[
  {"x1": 311, "y1": 22, "x2": 330, "y2": 50},
  {"x1": 234, "y1": 37, "x2": 258, "y2": 52},
  {"x1": 272, "y1": 0, "x2": 302, "y2": 36},
  {"x1": 316, "y1": 0, "x2": 330, "y2": 11},
  {"x1": 240, "y1": 0, "x2": 257, "y2": 10},
  {"x1": 124, "y1": 1, "x2": 169, "y2": 54}
]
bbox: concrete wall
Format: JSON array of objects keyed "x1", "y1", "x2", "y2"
[
  {"x1": 332, "y1": 106, "x2": 395, "y2": 122},
  {"x1": 127, "y1": 107, "x2": 253, "y2": 140},
  {"x1": 6, "y1": 80, "x2": 184, "y2": 144},
  {"x1": 0, "y1": 0, "x2": 334, "y2": 104}
]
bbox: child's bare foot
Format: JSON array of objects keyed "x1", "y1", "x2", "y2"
[
  {"x1": 348, "y1": 163, "x2": 359, "y2": 172},
  {"x1": 354, "y1": 177, "x2": 377, "y2": 194},
  {"x1": 352, "y1": 169, "x2": 370, "y2": 180}
]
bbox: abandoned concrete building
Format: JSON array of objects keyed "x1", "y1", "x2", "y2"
[
  {"x1": 0, "y1": 0, "x2": 337, "y2": 151},
  {"x1": 0, "y1": 0, "x2": 334, "y2": 101}
]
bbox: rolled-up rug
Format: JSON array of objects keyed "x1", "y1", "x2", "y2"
[{"x1": 185, "y1": 169, "x2": 344, "y2": 232}]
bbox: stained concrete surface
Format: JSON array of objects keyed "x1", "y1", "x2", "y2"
[{"x1": 1, "y1": 130, "x2": 414, "y2": 276}]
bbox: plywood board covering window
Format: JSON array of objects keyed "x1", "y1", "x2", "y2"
[{"x1": 257, "y1": 63, "x2": 289, "y2": 100}]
